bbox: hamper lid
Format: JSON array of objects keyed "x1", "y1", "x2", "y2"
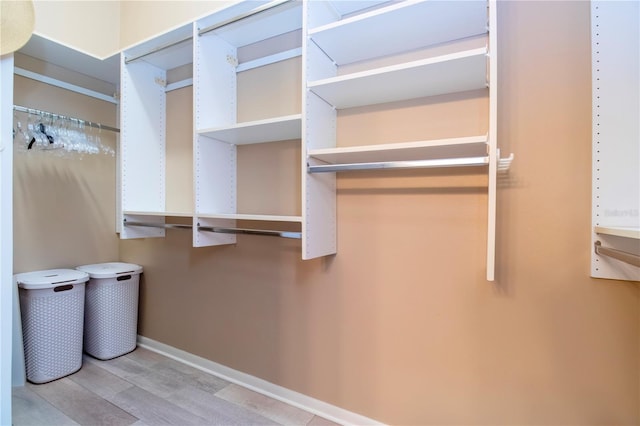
[
  {"x1": 15, "y1": 269, "x2": 89, "y2": 289},
  {"x1": 76, "y1": 262, "x2": 142, "y2": 279}
]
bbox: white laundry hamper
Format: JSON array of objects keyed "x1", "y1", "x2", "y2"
[
  {"x1": 76, "y1": 262, "x2": 143, "y2": 360},
  {"x1": 16, "y1": 269, "x2": 89, "y2": 384}
]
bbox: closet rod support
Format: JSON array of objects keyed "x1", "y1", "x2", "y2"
[
  {"x1": 594, "y1": 241, "x2": 640, "y2": 268},
  {"x1": 308, "y1": 156, "x2": 490, "y2": 173},
  {"x1": 198, "y1": 0, "x2": 293, "y2": 36}
]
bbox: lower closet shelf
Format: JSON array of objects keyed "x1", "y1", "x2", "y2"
[
  {"x1": 122, "y1": 211, "x2": 193, "y2": 217},
  {"x1": 306, "y1": 135, "x2": 514, "y2": 174},
  {"x1": 196, "y1": 213, "x2": 303, "y2": 222},
  {"x1": 122, "y1": 218, "x2": 302, "y2": 239}
]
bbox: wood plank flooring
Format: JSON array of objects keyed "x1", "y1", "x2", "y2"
[{"x1": 12, "y1": 347, "x2": 340, "y2": 426}]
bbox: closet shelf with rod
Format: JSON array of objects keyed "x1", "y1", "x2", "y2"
[
  {"x1": 594, "y1": 241, "x2": 640, "y2": 268},
  {"x1": 307, "y1": 135, "x2": 514, "y2": 173},
  {"x1": 14, "y1": 105, "x2": 120, "y2": 134},
  {"x1": 593, "y1": 227, "x2": 640, "y2": 270},
  {"x1": 14, "y1": 105, "x2": 118, "y2": 156},
  {"x1": 118, "y1": 0, "x2": 509, "y2": 278},
  {"x1": 197, "y1": 213, "x2": 302, "y2": 223},
  {"x1": 123, "y1": 219, "x2": 301, "y2": 239},
  {"x1": 121, "y1": 211, "x2": 193, "y2": 218}
]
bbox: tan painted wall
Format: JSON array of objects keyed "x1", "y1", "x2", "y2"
[
  {"x1": 13, "y1": 0, "x2": 639, "y2": 423},
  {"x1": 13, "y1": 76, "x2": 118, "y2": 273},
  {"x1": 32, "y1": 1, "x2": 120, "y2": 58},
  {"x1": 119, "y1": 0, "x2": 235, "y2": 52},
  {"x1": 31, "y1": 1, "x2": 234, "y2": 58},
  {"x1": 117, "y1": 1, "x2": 639, "y2": 424}
]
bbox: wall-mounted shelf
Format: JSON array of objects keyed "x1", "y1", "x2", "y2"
[
  {"x1": 198, "y1": 0, "x2": 302, "y2": 47},
  {"x1": 198, "y1": 114, "x2": 301, "y2": 145},
  {"x1": 302, "y1": 0, "x2": 504, "y2": 276},
  {"x1": 123, "y1": 211, "x2": 193, "y2": 218},
  {"x1": 308, "y1": 0, "x2": 488, "y2": 66},
  {"x1": 308, "y1": 135, "x2": 488, "y2": 164},
  {"x1": 197, "y1": 213, "x2": 302, "y2": 223},
  {"x1": 122, "y1": 218, "x2": 301, "y2": 239},
  {"x1": 193, "y1": 0, "x2": 303, "y2": 249},
  {"x1": 120, "y1": 21, "x2": 195, "y2": 240},
  {"x1": 595, "y1": 226, "x2": 640, "y2": 240},
  {"x1": 119, "y1": 0, "x2": 508, "y2": 277},
  {"x1": 307, "y1": 48, "x2": 488, "y2": 109}
]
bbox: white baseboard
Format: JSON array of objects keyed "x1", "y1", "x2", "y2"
[{"x1": 137, "y1": 335, "x2": 383, "y2": 426}]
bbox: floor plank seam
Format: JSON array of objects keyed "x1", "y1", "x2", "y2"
[{"x1": 13, "y1": 348, "x2": 341, "y2": 426}]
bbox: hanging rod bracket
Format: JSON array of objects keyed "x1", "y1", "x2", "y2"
[{"x1": 594, "y1": 240, "x2": 640, "y2": 268}]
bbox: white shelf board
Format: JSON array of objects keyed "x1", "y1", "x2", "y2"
[
  {"x1": 203, "y1": 1, "x2": 302, "y2": 48},
  {"x1": 124, "y1": 23, "x2": 193, "y2": 70},
  {"x1": 308, "y1": 47, "x2": 488, "y2": 109},
  {"x1": 123, "y1": 211, "x2": 193, "y2": 217},
  {"x1": 327, "y1": 1, "x2": 390, "y2": 18},
  {"x1": 310, "y1": 0, "x2": 488, "y2": 65},
  {"x1": 595, "y1": 226, "x2": 640, "y2": 240},
  {"x1": 198, "y1": 114, "x2": 301, "y2": 144},
  {"x1": 308, "y1": 135, "x2": 488, "y2": 164},
  {"x1": 196, "y1": 213, "x2": 303, "y2": 223}
]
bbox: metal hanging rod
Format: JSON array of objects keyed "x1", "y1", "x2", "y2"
[
  {"x1": 13, "y1": 105, "x2": 120, "y2": 134},
  {"x1": 123, "y1": 221, "x2": 192, "y2": 230},
  {"x1": 198, "y1": 225, "x2": 301, "y2": 240},
  {"x1": 124, "y1": 0, "x2": 293, "y2": 65},
  {"x1": 308, "y1": 153, "x2": 515, "y2": 174},
  {"x1": 123, "y1": 220, "x2": 301, "y2": 239},
  {"x1": 124, "y1": 35, "x2": 193, "y2": 64},
  {"x1": 198, "y1": 0, "x2": 293, "y2": 37},
  {"x1": 594, "y1": 241, "x2": 640, "y2": 268},
  {"x1": 307, "y1": 156, "x2": 490, "y2": 173}
]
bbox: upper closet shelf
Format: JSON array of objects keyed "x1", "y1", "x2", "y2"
[
  {"x1": 198, "y1": 0, "x2": 302, "y2": 47},
  {"x1": 595, "y1": 226, "x2": 640, "y2": 240},
  {"x1": 198, "y1": 114, "x2": 301, "y2": 144},
  {"x1": 309, "y1": 0, "x2": 488, "y2": 65},
  {"x1": 124, "y1": 23, "x2": 193, "y2": 69},
  {"x1": 308, "y1": 47, "x2": 488, "y2": 109},
  {"x1": 308, "y1": 135, "x2": 488, "y2": 164}
]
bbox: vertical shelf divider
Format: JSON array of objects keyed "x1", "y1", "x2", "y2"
[{"x1": 486, "y1": 0, "x2": 498, "y2": 282}]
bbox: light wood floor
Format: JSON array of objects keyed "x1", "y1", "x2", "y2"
[{"x1": 12, "y1": 347, "x2": 340, "y2": 426}]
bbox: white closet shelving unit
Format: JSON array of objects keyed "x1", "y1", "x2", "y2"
[
  {"x1": 120, "y1": 23, "x2": 194, "y2": 239},
  {"x1": 590, "y1": 1, "x2": 640, "y2": 281},
  {"x1": 119, "y1": 0, "x2": 510, "y2": 277},
  {"x1": 193, "y1": 0, "x2": 303, "y2": 247},
  {"x1": 302, "y1": 0, "x2": 507, "y2": 277}
]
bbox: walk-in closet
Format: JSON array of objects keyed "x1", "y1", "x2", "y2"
[{"x1": 1, "y1": 1, "x2": 638, "y2": 425}]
